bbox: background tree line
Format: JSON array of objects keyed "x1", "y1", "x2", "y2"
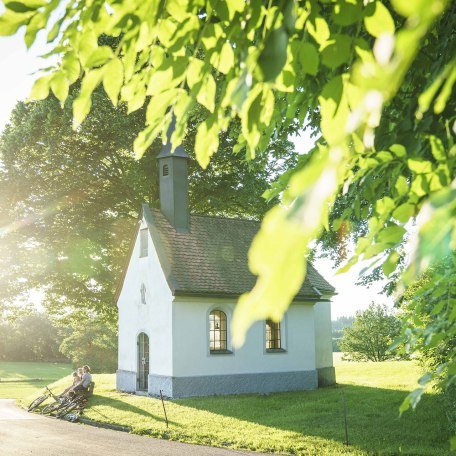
[
  {"x1": 0, "y1": 304, "x2": 117, "y2": 372},
  {"x1": 331, "y1": 316, "x2": 354, "y2": 352}
]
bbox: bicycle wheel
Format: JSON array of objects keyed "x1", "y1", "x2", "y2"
[
  {"x1": 41, "y1": 399, "x2": 66, "y2": 415},
  {"x1": 56, "y1": 401, "x2": 80, "y2": 419},
  {"x1": 28, "y1": 395, "x2": 48, "y2": 412}
]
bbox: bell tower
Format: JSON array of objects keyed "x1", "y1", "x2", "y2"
[{"x1": 157, "y1": 122, "x2": 189, "y2": 233}]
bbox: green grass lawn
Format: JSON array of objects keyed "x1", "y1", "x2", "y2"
[
  {"x1": 0, "y1": 361, "x2": 72, "y2": 400},
  {"x1": 17, "y1": 357, "x2": 451, "y2": 455}
]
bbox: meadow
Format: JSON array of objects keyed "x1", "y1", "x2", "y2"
[
  {"x1": 0, "y1": 361, "x2": 72, "y2": 400},
  {"x1": 10, "y1": 356, "x2": 451, "y2": 455}
]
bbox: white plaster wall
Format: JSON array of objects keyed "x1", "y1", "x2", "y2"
[
  {"x1": 117, "y1": 219, "x2": 173, "y2": 377},
  {"x1": 172, "y1": 298, "x2": 316, "y2": 376},
  {"x1": 314, "y1": 301, "x2": 333, "y2": 368}
]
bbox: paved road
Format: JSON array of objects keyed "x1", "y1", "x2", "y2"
[{"x1": 0, "y1": 399, "x2": 265, "y2": 456}]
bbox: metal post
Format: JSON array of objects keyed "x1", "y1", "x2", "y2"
[
  {"x1": 160, "y1": 389, "x2": 169, "y2": 429},
  {"x1": 342, "y1": 391, "x2": 349, "y2": 446}
]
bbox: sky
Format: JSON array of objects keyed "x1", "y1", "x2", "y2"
[{"x1": 0, "y1": 32, "x2": 394, "y2": 319}]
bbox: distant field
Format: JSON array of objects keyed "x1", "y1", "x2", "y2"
[
  {"x1": 0, "y1": 362, "x2": 72, "y2": 400},
  {"x1": 18, "y1": 355, "x2": 451, "y2": 455}
]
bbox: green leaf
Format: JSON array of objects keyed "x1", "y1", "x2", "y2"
[
  {"x1": 29, "y1": 74, "x2": 51, "y2": 101},
  {"x1": 146, "y1": 89, "x2": 182, "y2": 126},
  {"x1": 50, "y1": 71, "x2": 69, "y2": 107},
  {"x1": 364, "y1": 2, "x2": 395, "y2": 38},
  {"x1": 147, "y1": 56, "x2": 187, "y2": 96},
  {"x1": 241, "y1": 85, "x2": 263, "y2": 153},
  {"x1": 226, "y1": 0, "x2": 245, "y2": 19},
  {"x1": 408, "y1": 159, "x2": 433, "y2": 174},
  {"x1": 47, "y1": 17, "x2": 63, "y2": 43},
  {"x1": 320, "y1": 34, "x2": 352, "y2": 69},
  {"x1": 306, "y1": 15, "x2": 330, "y2": 45},
  {"x1": 429, "y1": 135, "x2": 446, "y2": 161},
  {"x1": 0, "y1": 9, "x2": 32, "y2": 36},
  {"x1": 187, "y1": 57, "x2": 205, "y2": 90},
  {"x1": 376, "y1": 197, "x2": 395, "y2": 215},
  {"x1": 6, "y1": 0, "x2": 47, "y2": 10},
  {"x1": 434, "y1": 64, "x2": 456, "y2": 114},
  {"x1": 83, "y1": 47, "x2": 113, "y2": 69},
  {"x1": 5, "y1": 1, "x2": 39, "y2": 13},
  {"x1": 197, "y1": 74, "x2": 216, "y2": 113},
  {"x1": 393, "y1": 204, "x2": 415, "y2": 223},
  {"x1": 382, "y1": 250, "x2": 400, "y2": 276},
  {"x1": 391, "y1": 0, "x2": 428, "y2": 18},
  {"x1": 282, "y1": 0, "x2": 296, "y2": 34},
  {"x1": 332, "y1": 0, "x2": 362, "y2": 26},
  {"x1": 298, "y1": 42, "x2": 319, "y2": 75},
  {"x1": 195, "y1": 115, "x2": 220, "y2": 169},
  {"x1": 73, "y1": 69, "x2": 103, "y2": 129},
  {"x1": 318, "y1": 75, "x2": 350, "y2": 146},
  {"x1": 417, "y1": 62, "x2": 451, "y2": 116},
  {"x1": 61, "y1": 52, "x2": 80, "y2": 85},
  {"x1": 400, "y1": 388, "x2": 424, "y2": 415},
  {"x1": 201, "y1": 23, "x2": 223, "y2": 50},
  {"x1": 230, "y1": 71, "x2": 251, "y2": 111},
  {"x1": 210, "y1": 42, "x2": 234, "y2": 75},
  {"x1": 103, "y1": 58, "x2": 124, "y2": 106},
  {"x1": 389, "y1": 144, "x2": 406, "y2": 157},
  {"x1": 261, "y1": 88, "x2": 275, "y2": 126},
  {"x1": 395, "y1": 176, "x2": 409, "y2": 196},
  {"x1": 378, "y1": 224, "x2": 407, "y2": 245},
  {"x1": 77, "y1": 30, "x2": 98, "y2": 67},
  {"x1": 134, "y1": 121, "x2": 166, "y2": 159},
  {"x1": 256, "y1": 27, "x2": 288, "y2": 82},
  {"x1": 24, "y1": 11, "x2": 47, "y2": 48},
  {"x1": 410, "y1": 175, "x2": 428, "y2": 197}
]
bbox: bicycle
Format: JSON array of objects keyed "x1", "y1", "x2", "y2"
[
  {"x1": 27, "y1": 386, "x2": 61, "y2": 412},
  {"x1": 41, "y1": 394, "x2": 72, "y2": 415},
  {"x1": 55, "y1": 394, "x2": 88, "y2": 419},
  {"x1": 55, "y1": 381, "x2": 95, "y2": 420}
]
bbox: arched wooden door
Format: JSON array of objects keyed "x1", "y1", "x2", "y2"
[{"x1": 137, "y1": 332, "x2": 149, "y2": 391}]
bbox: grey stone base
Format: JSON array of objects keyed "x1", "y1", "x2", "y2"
[
  {"x1": 317, "y1": 366, "x2": 336, "y2": 387},
  {"x1": 116, "y1": 370, "x2": 136, "y2": 393},
  {"x1": 148, "y1": 370, "x2": 318, "y2": 398},
  {"x1": 148, "y1": 374, "x2": 173, "y2": 397}
]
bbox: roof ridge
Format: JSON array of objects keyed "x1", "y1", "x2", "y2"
[
  {"x1": 149, "y1": 207, "x2": 260, "y2": 223},
  {"x1": 190, "y1": 213, "x2": 260, "y2": 223}
]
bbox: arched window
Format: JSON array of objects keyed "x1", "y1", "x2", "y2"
[
  {"x1": 209, "y1": 310, "x2": 227, "y2": 352},
  {"x1": 162, "y1": 164, "x2": 169, "y2": 176},
  {"x1": 266, "y1": 319, "x2": 281, "y2": 350}
]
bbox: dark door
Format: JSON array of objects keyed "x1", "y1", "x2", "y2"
[{"x1": 137, "y1": 332, "x2": 149, "y2": 391}]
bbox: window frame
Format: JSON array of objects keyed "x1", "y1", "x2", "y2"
[
  {"x1": 208, "y1": 308, "x2": 232, "y2": 355},
  {"x1": 139, "y1": 228, "x2": 148, "y2": 258},
  {"x1": 140, "y1": 283, "x2": 147, "y2": 305},
  {"x1": 265, "y1": 317, "x2": 287, "y2": 353}
]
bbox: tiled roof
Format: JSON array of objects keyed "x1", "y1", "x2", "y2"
[{"x1": 143, "y1": 204, "x2": 335, "y2": 299}]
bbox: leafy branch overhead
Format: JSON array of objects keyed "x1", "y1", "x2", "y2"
[{"x1": 0, "y1": 0, "x2": 455, "y2": 412}]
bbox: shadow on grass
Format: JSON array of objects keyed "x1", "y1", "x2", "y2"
[
  {"x1": 176, "y1": 383, "x2": 450, "y2": 455},
  {"x1": 88, "y1": 394, "x2": 180, "y2": 427}
]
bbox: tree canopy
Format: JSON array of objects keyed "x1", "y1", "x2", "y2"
[
  {"x1": 0, "y1": 0, "x2": 455, "y2": 416},
  {"x1": 339, "y1": 303, "x2": 402, "y2": 362},
  {"x1": 0, "y1": 88, "x2": 296, "y2": 323}
]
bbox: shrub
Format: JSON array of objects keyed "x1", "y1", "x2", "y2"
[{"x1": 339, "y1": 303, "x2": 402, "y2": 362}]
